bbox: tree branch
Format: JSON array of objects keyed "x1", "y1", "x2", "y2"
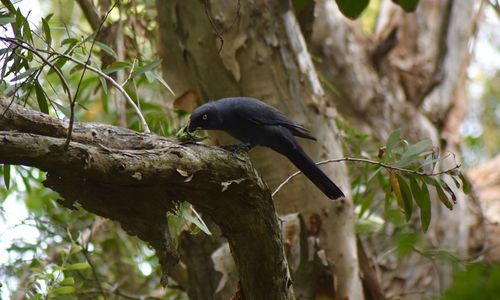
[
  {"x1": 273, "y1": 156, "x2": 460, "y2": 198},
  {"x1": 0, "y1": 36, "x2": 150, "y2": 134},
  {"x1": 76, "y1": 0, "x2": 102, "y2": 31},
  {"x1": 0, "y1": 96, "x2": 293, "y2": 299}
]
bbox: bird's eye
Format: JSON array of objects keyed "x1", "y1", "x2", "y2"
[{"x1": 202, "y1": 114, "x2": 208, "y2": 120}]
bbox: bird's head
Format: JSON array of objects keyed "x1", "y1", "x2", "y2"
[{"x1": 187, "y1": 102, "x2": 222, "y2": 132}]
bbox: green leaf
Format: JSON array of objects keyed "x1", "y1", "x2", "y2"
[
  {"x1": 432, "y1": 179, "x2": 453, "y2": 210},
  {"x1": 11, "y1": 67, "x2": 37, "y2": 81},
  {"x1": 395, "y1": 139, "x2": 432, "y2": 167},
  {"x1": 42, "y1": 17, "x2": 51, "y2": 49},
  {"x1": 0, "y1": 16, "x2": 15, "y2": 25},
  {"x1": 396, "y1": 174, "x2": 413, "y2": 221},
  {"x1": 22, "y1": 19, "x2": 33, "y2": 43},
  {"x1": 20, "y1": 170, "x2": 32, "y2": 193},
  {"x1": 102, "y1": 61, "x2": 130, "y2": 75},
  {"x1": 395, "y1": 231, "x2": 418, "y2": 258},
  {"x1": 61, "y1": 37, "x2": 79, "y2": 46},
  {"x1": 0, "y1": 0, "x2": 17, "y2": 14},
  {"x1": 355, "y1": 213, "x2": 384, "y2": 234},
  {"x1": 459, "y1": 172, "x2": 470, "y2": 194},
  {"x1": 175, "y1": 202, "x2": 212, "y2": 235},
  {"x1": 409, "y1": 176, "x2": 431, "y2": 232},
  {"x1": 420, "y1": 152, "x2": 446, "y2": 169},
  {"x1": 65, "y1": 262, "x2": 90, "y2": 271},
  {"x1": 94, "y1": 41, "x2": 117, "y2": 58},
  {"x1": 386, "y1": 128, "x2": 402, "y2": 154},
  {"x1": 357, "y1": 190, "x2": 376, "y2": 218},
  {"x1": 13, "y1": 8, "x2": 24, "y2": 36},
  {"x1": 392, "y1": 0, "x2": 419, "y2": 12},
  {"x1": 0, "y1": 47, "x2": 9, "y2": 56},
  {"x1": 0, "y1": 50, "x2": 10, "y2": 80},
  {"x1": 35, "y1": 81, "x2": 49, "y2": 114},
  {"x1": 407, "y1": 139, "x2": 432, "y2": 156},
  {"x1": 179, "y1": 203, "x2": 212, "y2": 236},
  {"x1": 335, "y1": 0, "x2": 370, "y2": 19},
  {"x1": 60, "y1": 277, "x2": 75, "y2": 286},
  {"x1": 44, "y1": 13, "x2": 54, "y2": 22},
  {"x1": 131, "y1": 60, "x2": 161, "y2": 78},
  {"x1": 51, "y1": 286, "x2": 75, "y2": 295},
  {"x1": 98, "y1": 75, "x2": 107, "y2": 95},
  {"x1": 69, "y1": 63, "x2": 84, "y2": 75},
  {"x1": 3, "y1": 164, "x2": 10, "y2": 189},
  {"x1": 70, "y1": 245, "x2": 82, "y2": 255},
  {"x1": 47, "y1": 57, "x2": 67, "y2": 75},
  {"x1": 149, "y1": 71, "x2": 175, "y2": 96},
  {"x1": 52, "y1": 101, "x2": 71, "y2": 117}
]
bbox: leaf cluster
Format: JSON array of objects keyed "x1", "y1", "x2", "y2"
[
  {"x1": 0, "y1": 0, "x2": 172, "y2": 135},
  {"x1": 0, "y1": 2, "x2": 187, "y2": 298},
  {"x1": 340, "y1": 125, "x2": 468, "y2": 234}
]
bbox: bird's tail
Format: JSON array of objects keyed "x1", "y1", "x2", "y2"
[{"x1": 285, "y1": 146, "x2": 345, "y2": 200}]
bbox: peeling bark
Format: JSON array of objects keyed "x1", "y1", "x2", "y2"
[{"x1": 311, "y1": 0, "x2": 486, "y2": 297}]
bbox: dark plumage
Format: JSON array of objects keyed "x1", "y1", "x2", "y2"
[{"x1": 188, "y1": 97, "x2": 344, "y2": 200}]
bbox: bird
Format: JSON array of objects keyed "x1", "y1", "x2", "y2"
[{"x1": 188, "y1": 97, "x2": 344, "y2": 200}]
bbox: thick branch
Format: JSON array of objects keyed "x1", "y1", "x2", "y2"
[
  {"x1": 76, "y1": 0, "x2": 102, "y2": 30},
  {"x1": 0, "y1": 97, "x2": 293, "y2": 299}
]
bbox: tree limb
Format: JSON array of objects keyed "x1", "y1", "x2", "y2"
[
  {"x1": 76, "y1": 0, "x2": 102, "y2": 31},
  {"x1": 0, "y1": 96, "x2": 294, "y2": 299}
]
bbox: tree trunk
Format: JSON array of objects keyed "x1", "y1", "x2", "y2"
[
  {"x1": 310, "y1": 0, "x2": 486, "y2": 297},
  {"x1": 467, "y1": 154, "x2": 500, "y2": 263}
]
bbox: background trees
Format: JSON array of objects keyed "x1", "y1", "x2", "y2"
[{"x1": 0, "y1": 0, "x2": 498, "y2": 299}]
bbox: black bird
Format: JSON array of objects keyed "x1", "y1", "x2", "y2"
[{"x1": 188, "y1": 97, "x2": 345, "y2": 200}]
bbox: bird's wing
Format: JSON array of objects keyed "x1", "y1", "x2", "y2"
[{"x1": 234, "y1": 102, "x2": 317, "y2": 141}]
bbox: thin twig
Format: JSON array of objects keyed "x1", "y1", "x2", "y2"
[
  {"x1": 203, "y1": 0, "x2": 224, "y2": 53},
  {"x1": 45, "y1": 51, "x2": 150, "y2": 133},
  {"x1": 272, "y1": 156, "x2": 461, "y2": 198},
  {"x1": 0, "y1": 37, "x2": 72, "y2": 107},
  {"x1": 78, "y1": 239, "x2": 107, "y2": 298},
  {"x1": 121, "y1": 57, "x2": 137, "y2": 87},
  {"x1": 3, "y1": 36, "x2": 150, "y2": 133}
]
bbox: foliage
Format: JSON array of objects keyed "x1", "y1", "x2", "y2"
[
  {"x1": 336, "y1": 119, "x2": 466, "y2": 234},
  {"x1": 440, "y1": 263, "x2": 500, "y2": 300},
  {"x1": 167, "y1": 201, "x2": 212, "y2": 248},
  {"x1": 0, "y1": 0, "x2": 172, "y2": 134},
  {"x1": 336, "y1": 120, "x2": 469, "y2": 273},
  {"x1": 0, "y1": 0, "x2": 187, "y2": 298}
]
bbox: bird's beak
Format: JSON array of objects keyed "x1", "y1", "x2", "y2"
[{"x1": 187, "y1": 122, "x2": 195, "y2": 133}]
